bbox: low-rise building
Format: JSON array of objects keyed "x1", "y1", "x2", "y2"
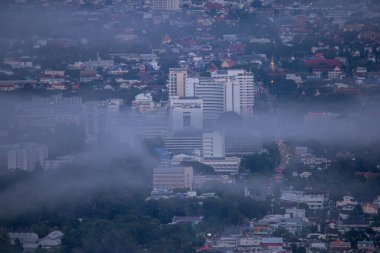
[
  {"x1": 8, "y1": 233, "x2": 38, "y2": 245},
  {"x1": 280, "y1": 191, "x2": 325, "y2": 210},
  {"x1": 261, "y1": 237, "x2": 283, "y2": 249},
  {"x1": 39, "y1": 231, "x2": 64, "y2": 248},
  {"x1": 193, "y1": 175, "x2": 232, "y2": 189},
  {"x1": 42, "y1": 156, "x2": 74, "y2": 171},
  {"x1": 170, "y1": 216, "x2": 203, "y2": 225},
  {"x1": 200, "y1": 157, "x2": 241, "y2": 175},
  {"x1": 132, "y1": 93, "x2": 157, "y2": 113},
  {"x1": 153, "y1": 164, "x2": 193, "y2": 190}
]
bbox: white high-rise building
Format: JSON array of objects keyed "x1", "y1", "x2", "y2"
[
  {"x1": 202, "y1": 132, "x2": 225, "y2": 158},
  {"x1": 224, "y1": 78, "x2": 241, "y2": 115},
  {"x1": 184, "y1": 77, "x2": 198, "y2": 97},
  {"x1": 169, "y1": 96, "x2": 203, "y2": 132},
  {"x1": 212, "y1": 70, "x2": 255, "y2": 119},
  {"x1": 168, "y1": 68, "x2": 187, "y2": 97},
  {"x1": 152, "y1": 0, "x2": 180, "y2": 11},
  {"x1": 194, "y1": 77, "x2": 225, "y2": 123}
]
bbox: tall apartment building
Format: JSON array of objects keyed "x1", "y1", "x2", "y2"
[
  {"x1": 7, "y1": 143, "x2": 48, "y2": 171},
  {"x1": 184, "y1": 77, "x2": 198, "y2": 97},
  {"x1": 152, "y1": 0, "x2": 180, "y2": 11},
  {"x1": 183, "y1": 70, "x2": 255, "y2": 125},
  {"x1": 167, "y1": 68, "x2": 187, "y2": 97},
  {"x1": 212, "y1": 70, "x2": 255, "y2": 119},
  {"x1": 169, "y1": 96, "x2": 203, "y2": 132},
  {"x1": 194, "y1": 78, "x2": 225, "y2": 124}
]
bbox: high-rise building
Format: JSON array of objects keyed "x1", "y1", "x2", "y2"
[
  {"x1": 212, "y1": 70, "x2": 255, "y2": 119},
  {"x1": 184, "y1": 77, "x2": 198, "y2": 97},
  {"x1": 169, "y1": 96, "x2": 203, "y2": 132},
  {"x1": 194, "y1": 77, "x2": 225, "y2": 124},
  {"x1": 152, "y1": 0, "x2": 180, "y2": 11},
  {"x1": 167, "y1": 68, "x2": 187, "y2": 97}
]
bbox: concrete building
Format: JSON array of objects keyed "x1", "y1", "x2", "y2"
[
  {"x1": 225, "y1": 132, "x2": 262, "y2": 156},
  {"x1": 193, "y1": 175, "x2": 232, "y2": 189},
  {"x1": 201, "y1": 157, "x2": 241, "y2": 174},
  {"x1": 195, "y1": 77, "x2": 225, "y2": 124},
  {"x1": 31, "y1": 94, "x2": 81, "y2": 106},
  {"x1": 280, "y1": 190, "x2": 325, "y2": 210},
  {"x1": 212, "y1": 70, "x2": 255, "y2": 119},
  {"x1": 131, "y1": 93, "x2": 157, "y2": 113},
  {"x1": 184, "y1": 71, "x2": 255, "y2": 125},
  {"x1": 167, "y1": 68, "x2": 187, "y2": 97},
  {"x1": 152, "y1": 0, "x2": 180, "y2": 11},
  {"x1": 42, "y1": 156, "x2": 74, "y2": 171},
  {"x1": 7, "y1": 143, "x2": 48, "y2": 171},
  {"x1": 82, "y1": 99, "x2": 123, "y2": 143},
  {"x1": 169, "y1": 96, "x2": 203, "y2": 132},
  {"x1": 153, "y1": 164, "x2": 193, "y2": 190},
  {"x1": 39, "y1": 231, "x2": 64, "y2": 248},
  {"x1": 120, "y1": 107, "x2": 169, "y2": 141},
  {"x1": 224, "y1": 78, "x2": 241, "y2": 115},
  {"x1": 163, "y1": 133, "x2": 202, "y2": 154},
  {"x1": 8, "y1": 233, "x2": 39, "y2": 245},
  {"x1": 184, "y1": 77, "x2": 198, "y2": 97},
  {"x1": 17, "y1": 94, "x2": 82, "y2": 130},
  {"x1": 202, "y1": 132, "x2": 225, "y2": 158}
]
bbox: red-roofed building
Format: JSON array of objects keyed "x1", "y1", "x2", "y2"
[{"x1": 305, "y1": 58, "x2": 343, "y2": 79}]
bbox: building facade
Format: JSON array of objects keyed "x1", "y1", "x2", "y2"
[
  {"x1": 202, "y1": 131, "x2": 225, "y2": 158},
  {"x1": 153, "y1": 165, "x2": 193, "y2": 190},
  {"x1": 167, "y1": 68, "x2": 187, "y2": 97},
  {"x1": 7, "y1": 143, "x2": 48, "y2": 171},
  {"x1": 169, "y1": 96, "x2": 203, "y2": 132},
  {"x1": 212, "y1": 70, "x2": 255, "y2": 119},
  {"x1": 152, "y1": 0, "x2": 180, "y2": 11}
]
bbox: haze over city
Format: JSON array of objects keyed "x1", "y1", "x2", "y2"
[{"x1": 0, "y1": 0, "x2": 380, "y2": 253}]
